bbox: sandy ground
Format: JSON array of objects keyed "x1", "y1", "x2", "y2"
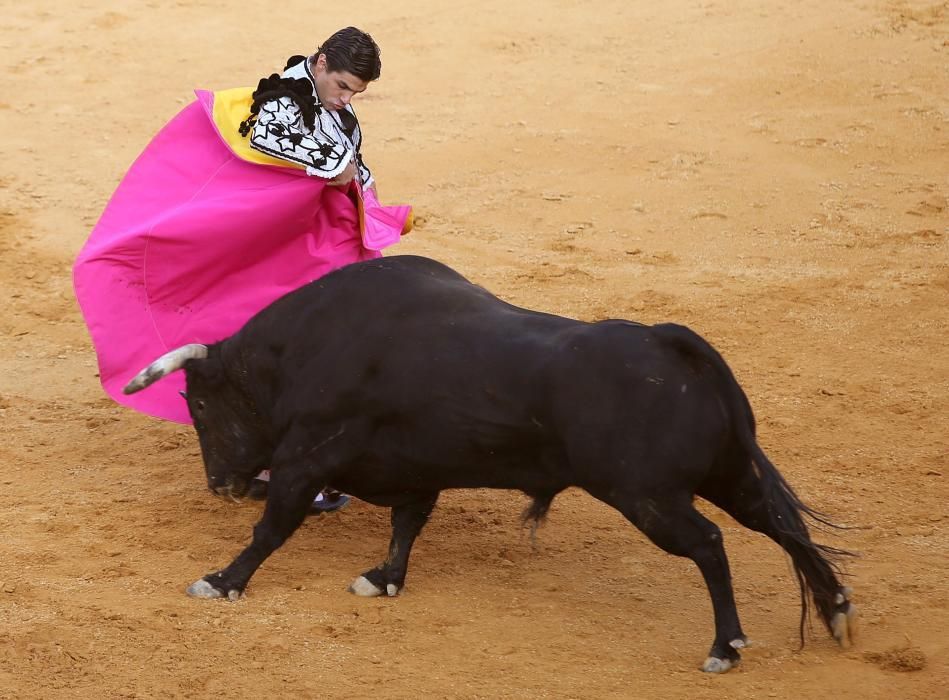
[{"x1": 1, "y1": 0, "x2": 947, "y2": 697}]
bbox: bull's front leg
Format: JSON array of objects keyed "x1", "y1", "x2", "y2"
[
  {"x1": 349, "y1": 492, "x2": 439, "y2": 597},
  {"x1": 188, "y1": 467, "x2": 321, "y2": 600}
]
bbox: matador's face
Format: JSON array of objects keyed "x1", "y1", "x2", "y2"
[{"x1": 311, "y1": 54, "x2": 368, "y2": 111}]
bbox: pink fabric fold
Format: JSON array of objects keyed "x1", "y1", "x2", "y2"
[
  {"x1": 361, "y1": 187, "x2": 411, "y2": 250},
  {"x1": 74, "y1": 90, "x2": 397, "y2": 423}
]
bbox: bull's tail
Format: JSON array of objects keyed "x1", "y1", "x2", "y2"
[
  {"x1": 651, "y1": 323, "x2": 854, "y2": 645},
  {"x1": 520, "y1": 490, "x2": 562, "y2": 547},
  {"x1": 743, "y1": 436, "x2": 853, "y2": 644}
]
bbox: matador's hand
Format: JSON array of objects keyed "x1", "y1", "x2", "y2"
[{"x1": 327, "y1": 160, "x2": 357, "y2": 187}]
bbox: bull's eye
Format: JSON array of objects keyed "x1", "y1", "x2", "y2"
[{"x1": 195, "y1": 400, "x2": 206, "y2": 412}]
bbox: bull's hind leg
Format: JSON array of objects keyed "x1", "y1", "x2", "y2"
[
  {"x1": 592, "y1": 490, "x2": 748, "y2": 673},
  {"x1": 349, "y1": 492, "x2": 439, "y2": 598}
]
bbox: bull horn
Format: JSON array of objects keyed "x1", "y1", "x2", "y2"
[{"x1": 123, "y1": 344, "x2": 209, "y2": 394}]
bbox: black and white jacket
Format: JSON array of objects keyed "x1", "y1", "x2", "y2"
[{"x1": 246, "y1": 56, "x2": 372, "y2": 187}]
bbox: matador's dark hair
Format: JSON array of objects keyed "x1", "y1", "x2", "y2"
[{"x1": 316, "y1": 26, "x2": 381, "y2": 82}]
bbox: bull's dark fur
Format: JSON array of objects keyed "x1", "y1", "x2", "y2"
[{"x1": 169, "y1": 255, "x2": 853, "y2": 670}]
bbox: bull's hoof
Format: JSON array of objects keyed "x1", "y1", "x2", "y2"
[
  {"x1": 831, "y1": 587, "x2": 858, "y2": 649},
  {"x1": 187, "y1": 579, "x2": 223, "y2": 598},
  {"x1": 186, "y1": 578, "x2": 242, "y2": 601},
  {"x1": 701, "y1": 656, "x2": 735, "y2": 673},
  {"x1": 348, "y1": 575, "x2": 384, "y2": 597},
  {"x1": 348, "y1": 568, "x2": 402, "y2": 598},
  {"x1": 729, "y1": 636, "x2": 751, "y2": 649}
]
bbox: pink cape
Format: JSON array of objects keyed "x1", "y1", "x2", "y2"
[{"x1": 74, "y1": 90, "x2": 407, "y2": 424}]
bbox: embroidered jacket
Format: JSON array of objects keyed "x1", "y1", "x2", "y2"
[{"x1": 246, "y1": 56, "x2": 372, "y2": 186}]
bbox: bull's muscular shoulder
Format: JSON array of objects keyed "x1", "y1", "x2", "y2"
[
  {"x1": 346, "y1": 255, "x2": 470, "y2": 283},
  {"x1": 234, "y1": 256, "x2": 484, "y2": 340},
  {"x1": 286, "y1": 256, "x2": 473, "y2": 308},
  {"x1": 309, "y1": 256, "x2": 471, "y2": 295}
]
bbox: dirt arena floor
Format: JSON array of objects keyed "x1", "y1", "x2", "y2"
[{"x1": 1, "y1": 1, "x2": 947, "y2": 697}]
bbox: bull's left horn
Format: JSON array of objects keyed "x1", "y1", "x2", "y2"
[{"x1": 123, "y1": 344, "x2": 209, "y2": 394}]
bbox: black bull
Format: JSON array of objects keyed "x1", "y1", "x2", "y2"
[{"x1": 124, "y1": 254, "x2": 855, "y2": 672}]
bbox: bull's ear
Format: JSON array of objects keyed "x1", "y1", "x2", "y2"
[{"x1": 123, "y1": 344, "x2": 209, "y2": 394}]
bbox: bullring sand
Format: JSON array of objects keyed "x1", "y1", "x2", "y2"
[{"x1": 0, "y1": 1, "x2": 946, "y2": 697}]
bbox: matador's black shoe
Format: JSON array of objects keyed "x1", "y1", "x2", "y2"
[{"x1": 246, "y1": 477, "x2": 350, "y2": 514}]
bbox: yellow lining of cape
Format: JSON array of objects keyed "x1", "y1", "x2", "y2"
[{"x1": 211, "y1": 87, "x2": 307, "y2": 170}]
